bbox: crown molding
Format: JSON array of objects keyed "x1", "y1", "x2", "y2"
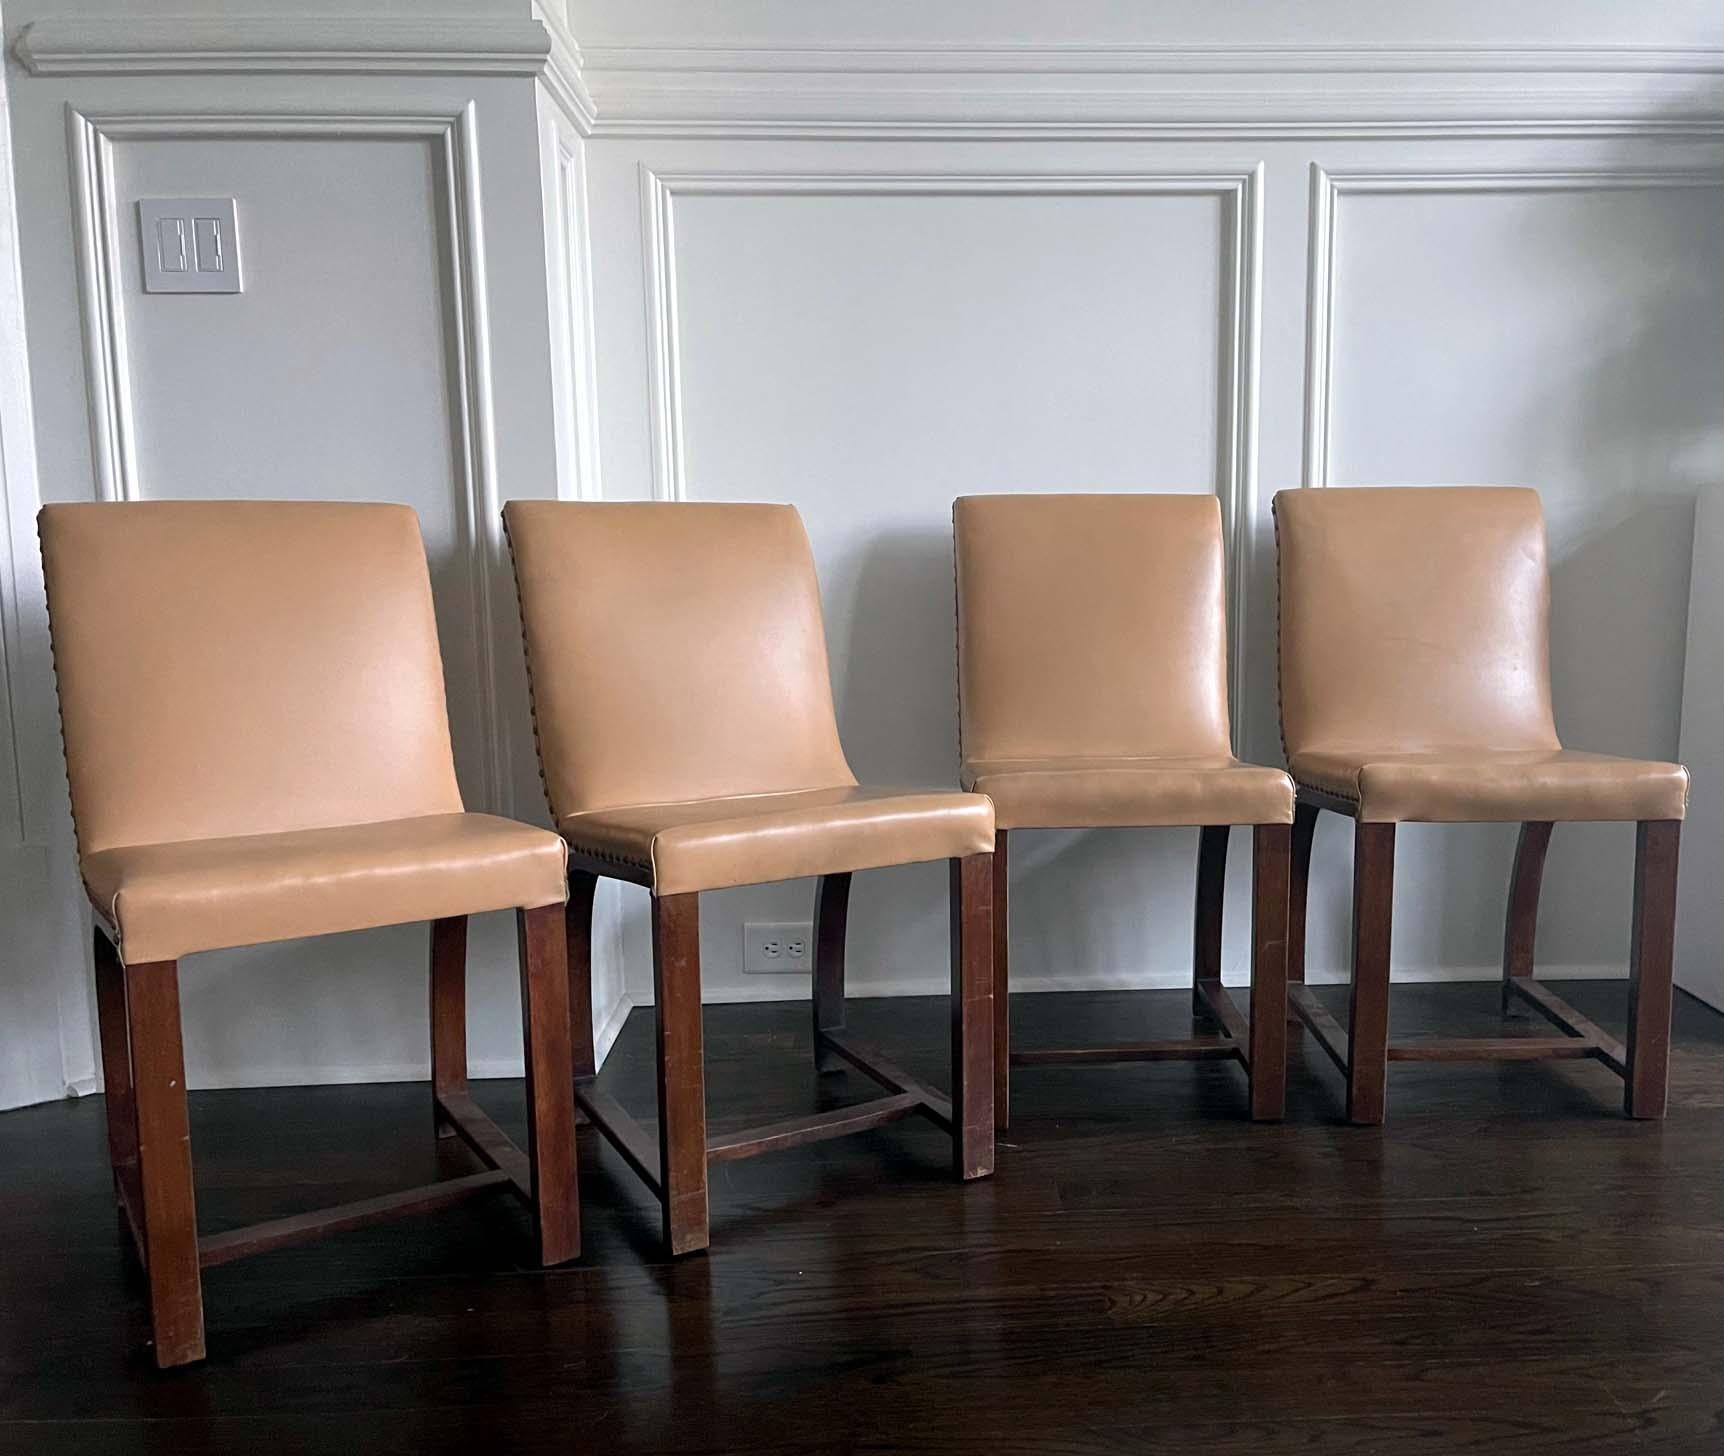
[
  {"x1": 576, "y1": 41, "x2": 1724, "y2": 76},
  {"x1": 533, "y1": 2, "x2": 596, "y2": 133},
  {"x1": 14, "y1": 18, "x2": 552, "y2": 77},
  {"x1": 573, "y1": 40, "x2": 1724, "y2": 138},
  {"x1": 14, "y1": 25, "x2": 1724, "y2": 137}
]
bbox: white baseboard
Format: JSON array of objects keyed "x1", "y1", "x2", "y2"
[
  {"x1": 1679, "y1": 978, "x2": 1724, "y2": 1015},
  {"x1": 625, "y1": 962, "x2": 1632, "y2": 1008},
  {"x1": 174, "y1": 991, "x2": 640, "y2": 1091},
  {"x1": 182, "y1": 1057, "x2": 528, "y2": 1091}
]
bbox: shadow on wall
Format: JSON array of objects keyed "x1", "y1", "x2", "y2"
[
  {"x1": 1535, "y1": 95, "x2": 1722, "y2": 975},
  {"x1": 1415, "y1": 80, "x2": 1724, "y2": 979},
  {"x1": 828, "y1": 524, "x2": 962, "y2": 788}
]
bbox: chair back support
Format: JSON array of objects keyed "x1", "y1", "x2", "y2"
[
  {"x1": 40, "y1": 501, "x2": 463, "y2": 855},
  {"x1": 954, "y1": 493, "x2": 1234, "y2": 764},
  {"x1": 504, "y1": 501, "x2": 856, "y2": 819},
  {"x1": 1273, "y1": 486, "x2": 1561, "y2": 760}
]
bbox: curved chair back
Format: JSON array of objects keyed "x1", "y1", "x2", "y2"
[{"x1": 504, "y1": 501, "x2": 856, "y2": 819}]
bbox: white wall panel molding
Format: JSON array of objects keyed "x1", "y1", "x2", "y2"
[
  {"x1": 15, "y1": 18, "x2": 552, "y2": 79},
  {"x1": 0, "y1": 70, "x2": 45, "y2": 850},
  {"x1": 540, "y1": 110, "x2": 603, "y2": 503},
  {"x1": 639, "y1": 165, "x2": 1262, "y2": 727},
  {"x1": 536, "y1": 91, "x2": 624, "y2": 1067},
  {"x1": 1301, "y1": 164, "x2": 1724, "y2": 490},
  {"x1": 66, "y1": 104, "x2": 512, "y2": 817},
  {"x1": 577, "y1": 42, "x2": 1724, "y2": 140}
]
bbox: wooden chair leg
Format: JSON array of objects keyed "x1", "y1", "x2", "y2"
[
  {"x1": 1348, "y1": 822, "x2": 1396, "y2": 1126},
  {"x1": 429, "y1": 916, "x2": 467, "y2": 1139},
  {"x1": 949, "y1": 853, "x2": 995, "y2": 1180},
  {"x1": 812, "y1": 872, "x2": 852, "y2": 1074},
  {"x1": 992, "y1": 831, "x2": 1010, "y2": 1132},
  {"x1": 566, "y1": 872, "x2": 599, "y2": 1080},
  {"x1": 1626, "y1": 820, "x2": 1680, "y2": 1120},
  {"x1": 92, "y1": 930, "x2": 138, "y2": 1196},
  {"x1": 1249, "y1": 823, "x2": 1292, "y2": 1122},
  {"x1": 1193, "y1": 824, "x2": 1229, "y2": 1015},
  {"x1": 1288, "y1": 800, "x2": 1318, "y2": 1025},
  {"x1": 124, "y1": 958, "x2": 205, "y2": 1368},
  {"x1": 653, "y1": 892, "x2": 710, "y2": 1255},
  {"x1": 517, "y1": 904, "x2": 581, "y2": 1266},
  {"x1": 1502, "y1": 821, "x2": 1554, "y2": 1014}
]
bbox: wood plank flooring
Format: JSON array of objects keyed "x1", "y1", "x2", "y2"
[{"x1": 4, "y1": 980, "x2": 1724, "y2": 1454}]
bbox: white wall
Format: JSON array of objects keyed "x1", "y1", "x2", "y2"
[
  {"x1": 1678, "y1": 487, "x2": 1724, "y2": 1005},
  {"x1": 3, "y1": 1, "x2": 1724, "y2": 1111},
  {"x1": 562, "y1": 0, "x2": 1724, "y2": 1014}
]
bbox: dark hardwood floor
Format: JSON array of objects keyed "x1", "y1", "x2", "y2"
[{"x1": 5, "y1": 980, "x2": 1724, "y2": 1454}]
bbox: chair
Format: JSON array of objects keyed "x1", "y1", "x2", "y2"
[
  {"x1": 954, "y1": 493, "x2": 1296, "y2": 1124},
  {"x1": 39, "y1": 501, "x2": 580, "y2": 1368},
  {"x1": 1273, "y1": 486, "x2": 1687, "y2": 1123},
  {"x1": 504, "y1": 500, "x2": 996, "y2": 1256}
]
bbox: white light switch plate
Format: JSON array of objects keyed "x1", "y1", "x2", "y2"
[
  {"x1": 744, "y1": 922, "x2": 813, "y2": 974},
  {"x1": 139, "y1": 198, "x2": 242, "y2": 294}
]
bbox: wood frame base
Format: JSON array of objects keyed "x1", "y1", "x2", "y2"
[
  {"x1": 569, "y1": 853, "x2": 995, "y2": 1257},
  {"x1": 992, "y1": 823, "x2": 1292, "y2": 1129},
  {"x1": 1288, "y1": 797, "x2": 1680, "y2": 1125},
  {"x1": 93, "y1": 903, "x2": 580, "y2": 1369}
]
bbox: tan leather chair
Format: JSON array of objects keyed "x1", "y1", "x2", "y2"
[
  {"x1": 40, "y1": 501, "x2": 579, "y2": 1369},
  {"x1": 504, "y1": 501, "x2": 996, "y2": 1256},
  {"x1": 1274, "y1": 486, "x2": 1687, "y2": 1123},
  {"x1": 955, "y1": 494, "x2": 1296, "y2": 1124}
]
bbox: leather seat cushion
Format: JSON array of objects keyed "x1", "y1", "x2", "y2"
[
  {"x1": 84, "y1": 813, "x2": 569, "y2": 964},
  {"x1": 559, "y1": 786, "x2": 995, "y2": 895},
  {"x1": 964, "y1": 756, "x2": 1295, "y2": 830},
  {"x1": 1292, "y1": 749, "x2": 1689, "y2": 824}
]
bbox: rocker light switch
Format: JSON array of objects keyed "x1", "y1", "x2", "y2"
[{"x1": 139, "y1": 198, "x2": 241, "y2": 294}]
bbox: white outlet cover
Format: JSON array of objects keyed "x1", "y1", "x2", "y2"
[{"x1": 744, "y1": 921, "x2": 813, "y2": 974}]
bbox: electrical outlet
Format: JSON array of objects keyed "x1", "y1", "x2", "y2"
[{"x1": 744, "y1": 921, "x2": 813, "y2": 974}]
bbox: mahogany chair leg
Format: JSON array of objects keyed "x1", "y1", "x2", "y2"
[
  {"x1": 1249, "y1": 823, "x2": 1292, "y2": 1122},
  {"x1": 1502, "y1": 821, "x2": 1554, "y2": 1014},
  {"x1": 992, "y1": 831, "x2": 1011, "y2": 1132},
  {"x1": 812, "y1": 872, "x2": 852, "y2": 1074},
  {"x1": 949, "y1": 853, "x2": 995, "y2": 1180},
  {"x1": 517, "y1": 904, "x2": 581, "y2": 1265},
  {"x1": 1193, "y1": 824, "x2": 1230, "y2": 1015},
  {"x1": 566, "y1": 871, "x2": 599, "y2": 1080},
  {"x1": 92, "y1": 930, "x2": 138, "y2": 1196},
  {"x1": 653, "y1": 892, "x2": 710, "y2": 1255},
  {"x1": 1347, "y1": 822, "x2": 1396, "y2": 1126},
  {"x1": 124, "y1": 958, "x2": 205, "y2": 1368},
  {"x1": 1287, "y1": 800, "x2": 1319, "y2": 1025},
  {"x1": 429, "y1": 916, "x2": 468, "y2": 1139},
  {"x1": 1626, "y1": 820, "x2": 1680, "y2": 1120}
]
